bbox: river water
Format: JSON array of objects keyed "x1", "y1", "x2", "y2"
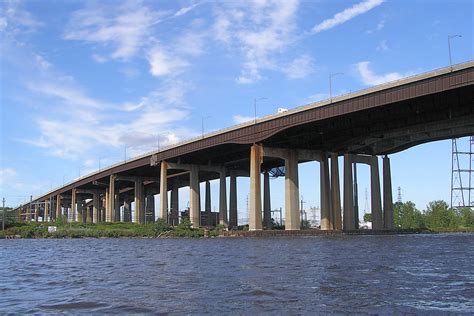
[{"x1": 0, "y1": 234, "x2": 473, "y2": 314}]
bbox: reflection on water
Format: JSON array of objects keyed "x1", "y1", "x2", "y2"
[{"x1": 0, "y1": 234, "x2": 473, "y2": 314}]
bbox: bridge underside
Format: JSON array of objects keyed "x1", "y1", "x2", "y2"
[{"x1": 16, "y1": 64, "x2": 474, "y2": 231}]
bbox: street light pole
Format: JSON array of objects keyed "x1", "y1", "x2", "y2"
[
  {"x1": 448, "y1": 34, "x2": 462, "y2": 71},
  {"x1": 254, "y1": 97, "x2": 268, "y2": 124},
  {"x1": 329, "y1": 73, "x2": 344, "y2": 103},
  {"x1": 201, "y1": 116, "x2": 211, "y2": 138}
]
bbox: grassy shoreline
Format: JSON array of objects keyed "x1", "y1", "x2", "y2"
[{"x1": 1, "y1": 221, "x2": 473, "y2": 239}]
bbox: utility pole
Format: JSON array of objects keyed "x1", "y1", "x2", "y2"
[{"x1": 2, "y1": 197, "x2": 5, "y2": 231}]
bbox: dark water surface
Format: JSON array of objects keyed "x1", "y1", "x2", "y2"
[{"x1": 1, "y1": 234, "x2": 473, "y2": 314}]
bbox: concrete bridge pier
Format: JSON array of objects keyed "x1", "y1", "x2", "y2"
[
  {"x1": 219, "y1": 168, "x2": 227, "y2": 227},
  {"x1": 370, "y1": 156, "x2": 383, "y2": 230},
  {"x1": 170, "y1": 180, "x2": 179, "y2": 225},
  {"x1": 229, "y1": 170, "x2": 238, "y2": 228},
  {"x1": 134, "y1": 177, "x2": 145, "y2": 224},
  {"x1": 285, "y1": 149, "x2": 300, "y2": 230},
  {"x1": 92, "y1": 192, "x2": 100, "y2": 224},
  {"x1": 263, "y1": 171, "x2": 272, "y2": 229},
  {"x1": 56, "y1": 195, "x2": 61, "y2": 220},
  {"x1": 320, "y1": 153, "x2": 332, "y2": 230},
  {"x1": 343, "y1": 154, "x2": 355, "y2": 230},
  {"x1": 189, "y1": 164, "x2": 200, "y2": 228},
  {"x1": 43, "y1": 200, "x2": 49, "y2": 222},
  {"x1": 70, "y1": 188, "x2": 76, "y2": 223},
  {"x1": 249, "y1": 144, "x2": 263, "y2": 231},
  {"x1": 205, "y1": 181, "x2": 212, "y2": 226},
  {"x1": 160, "y1": 161, "x2": 168, "y2": 222},
  {"x1": 114, "y1": 193, "x2": 120, "y2": 222},
  {"x1": 122, "y1": 199, "x2": 130, "y2": 222},
  {"x1": 331, "y1": 153, "x2": 342, "y2": 230},
  {"x1": 146, "y1": 195, "x2": 155, "y2": 223},
  {"x1": 383, "y1": 155, "x2": 394, "y2": 230},
  {"x1": 106, "y1": 175, "x2": 115, "y2": 222}
]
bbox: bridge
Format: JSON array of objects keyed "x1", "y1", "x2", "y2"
[{"x1": 14, "y1": 62, "x2": 474, "y2": 231}]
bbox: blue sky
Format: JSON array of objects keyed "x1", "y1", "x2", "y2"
[{"x1": 0, "y1": 0, "x2": 472, "y2": 221}]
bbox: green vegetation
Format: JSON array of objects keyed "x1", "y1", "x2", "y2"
[
  {"x1": 0, "y1": 218, "x2": 225, "y2": 239},
  {"x1": 393, "y1": 200, "x2": 473, "y2": 232}
]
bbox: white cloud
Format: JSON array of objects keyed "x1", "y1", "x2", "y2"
[
  {"x1": 22, "y1": 77, "x2": 191, "y2": 159},
  {"x1": 34, "y1": 54, "x2": 51, "y2": 70},
  {"x1": 312, "y1": 0, "x2": 384, "y2": 33},
  {"x1": 0, "y1": 168, "x2": 17, "y2": 185},
  {"x1": 283, "y1": 55, "x2": 314, "y2": 79},
  {"x1": 356, "y1": 61, "x2": 412, "y2": 86},
  {"x1": 213, "y1": 0, "x2": 301, "y2": 84},
  {"x1": 367, "y1": 19, "x2": 385, "y2": 34},
  {"x1": 147, "y1": 46, "x2": 190, "y2": 77},
  {"x1": 376, "y1": 39, "x2": 388, "y2": 51},
  {"x1": 91, "y1": 54, "x2": 108, "y2": 63},
  {"x1": 64, "y1": 1, "x2": 161, "y2": 60},
  {"x1": 0, "y1": 1, "x2": 43, "y2": 35},
  {"x1": 233, "y1": 115, "x2": 254, "y2": 124},
  {"x1": 174, "y1": 3, "x2": 200, "y2": 17}
]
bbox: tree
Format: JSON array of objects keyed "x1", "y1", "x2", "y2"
[
  {"x1": 424, "y1": 200, "x2": 459, "y2": 228},
  {"x1": 394, "y1": 201, "x2": 424, "y2": 229},
  {"x1": 457, "y1": 207, "x2": 473, "y2": 227},
  {"x1": 363, "y1": 213, "x2": 372, "y2": 222}
]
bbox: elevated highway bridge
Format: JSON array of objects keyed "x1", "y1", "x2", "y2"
[{"x1": 15, "y1": 61, "x2": 474, "y2": 231}]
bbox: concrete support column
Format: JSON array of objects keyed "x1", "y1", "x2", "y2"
[
  {"x1": 353, "y1": 164, "x2": 359, "y2": 229},
  {"x1": 320, "y1": 153, "x2": 332, "y2": 230},
  {"x1": 189, "y1": 165, "x2": 200, "y2": 227},
  {"x1": 123, "y1": 199, "x2": 132, "y2": 222},
  {"x1": 371, "y1": 156, "x2": 383, "y2": 230},
  {"x1": 114, "y1": 193, "x2": 120, "y2": 222},
  {"x1": 219, "y1": 168, "x2": 227, "y2": 226},
  {"x1": 56, "y1": 195, "x2": 61, "y2": 220},
  {"x1": 249, "y1": 144, "x2": 263, "y2": 231},
  {"x1": 70, "y1": 188, "x2": 76, "y2": 223},
  {"x1": 134, "y1": 178, "x2": 145, "y2": 224},
  {"x1": 171, "y1": 180, "x2": 179, "y2": 225},
  {"x1": 383, "y1": 155, "x2": 394, "y2": 230},
  {"x1": 285, "y1": 149, "x2": 300, "y2": 231},
  {"x1": 229, "y1": 170, "x2": 238, "y2": 228},
  {"x1": 146, "y1": 195, "x2": 155, "y2": 223},
  {"x1": 92, "y1": 192, "x2": 99, "y2": 224},
  {"x1": 343, "y1": 154, "x2": 355, "y2": 231},
  {"x1": 44, "y1": 200, "x2": 49, "y2": 222},
  {"x1": 107, "y1": 175, "x2": 116, "y2": 222},
  {"x1": 160, "y1": 161, "x2": 168, "y2": 222},
  {"x1": 205, "y1": 181, "x2": 212, "y2": 226},
  {"x1": 102, "y1": 193, "x2": 107, "y2": 222},
  {"x1": 76, "y1": 195, "x2": 83, "y2": 223},
  {"x1": 331, "y1": 153, "x2": 342, "y2": 230},
  {"x1": 34, "y1": 205, "x2": 38, "y2": 222},
  {"x1": 263, "y1": 171, "x2": 272, "y2": 229}
]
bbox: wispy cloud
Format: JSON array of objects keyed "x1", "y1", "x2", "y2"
[
  {"x1": 283, "y1": 55, "x2": 314, "y2": 79},
  {"x1": 356, "y1": 61, "x2": 412, "y2": 86},
  {"x1": 0, "y1": 0, "x2": 43, "y2": 34},
  {"x1": 233, "y1": 115, "x2": 254, "y2": 124},
  {"x1": 63, "y1": 1, "x2": 162, "y2": 60},
  {"x1": 376, "y1": 39, "x2": 388, "y2": 51},
  {"x1": 147, "y1": 45, "x2": 190, "y2": 77},
  {"x1": 312, "y1": 0, "x2": 384, "y2": 33},
  {"x1": 174, "y1": 3, "x2": 200, "y2": 17},
  {"x1": 213, "y1": 0, "x2": 301, "y2": 84}
]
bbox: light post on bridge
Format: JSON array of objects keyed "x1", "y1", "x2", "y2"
[
  {"x1": 201, "y1": 116, "x2": 211, "y2": 138},
  {"x1": 448, "y1": 34, "x2": 462, "y2": 71},
  {"x1": 254, "y1": 97, "x2": 267, "y2": 124},
  {"x1": 329, "y1": 73, "x2": 344, "y2": 103}
]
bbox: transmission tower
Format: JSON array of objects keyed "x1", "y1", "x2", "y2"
[{"x1": 451, "y1": 136, "x2": 474, "y2": 209}]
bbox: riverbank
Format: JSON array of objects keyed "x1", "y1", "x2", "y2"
[{"x1": 1, "y1": 221, "x2": 473, "y2": 239}]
